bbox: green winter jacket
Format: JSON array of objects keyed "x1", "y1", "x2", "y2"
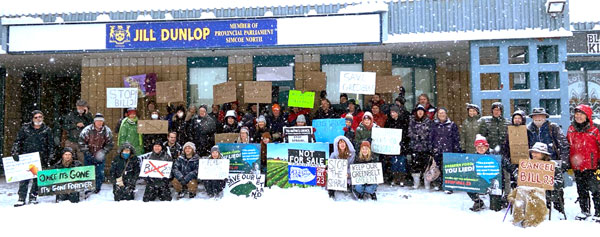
[
  {"x1": 460, "y1": 115, "x2": 481, "y2": 154},
  {"x1": 118, "y1": 118, "x2": 144, "y2": 154},
  {"x1": 478, "y1": 115, "x2": 509, "y2": 152},
  {"x1": 354, "y1": 122, "x2": 379, "y2": 152}
]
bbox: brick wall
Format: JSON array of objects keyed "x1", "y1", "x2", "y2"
[
  {"x1": 364, "y1": 52, "x2": 393, "y2": 104},
  {"x1": 436, "y1": 60, "x2": 471, "y2": 127}
]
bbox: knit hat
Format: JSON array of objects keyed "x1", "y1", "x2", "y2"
[
  {"x1": 390, "y1": 105, "x2": 400, "y2": 114},
  {"x1": 437, "y1": 107, "x2": 448, "y2": 114},
  {"x1": 272, "y1": 104, "x2": 281, "y2": 112},
  {"x1": 297, "y1": 114, "x2": 306, "y2": 123},
  {"x1": 127, "y1": 108, "x2": 137, "y2": 116},
  {"x1": 474, "y1": 134, "x2": 489, "y2": 147},
  {"x1": 76, "y1": 100, "x2": 88, "y2": 107},
  {"x1": 466, "y1": 103, "x2": 481, "y2": 115},
  {"x1": 257, "y1": 115, "x2": 267, "y2": 124},
  {"x1": 348, "y1": 99, "x2": 357, "y2": 105},
  {"x1": 491, "y1": 102, "x2": 504, "y2": 113},
  {"x1": 183, "y1": 142, "x2": 196, "y2": 153},
  {"x1": 512, "y1": 110, "x2": 527, "y2": 125},
  {"x1": 32, "y1": 110, "x2": 43, "y2": 118},
  {"x1": 225, "y1": 110, "x2": 236, "y2": 118},
  {"x1": 360, "y1": 140, "x2": 371, "y2": 149},
  {"x1": 240, "y1": 126, "x2": 249, "y2": 135},
  {"x1": 94, "y1": 113, "x2": 105, "y2": 122},
  {"x1": 529, "y1": 142, "x2": 550, "y2": 155},
  {"x1": 345, "y1": 114, "x2": 354, "y2": 122},
  {"x1": 210, "y1": 145, "x2": 220, "y2": 154},
  {"x1": 62, "y1": 147, "x2": 74, "y2": 157},
  {"x1": 363, "y1": 112, "x2": 373, "y2": 120},
  {"x1": 415, "y1": 104, "x2": 427, "y2": 113}
]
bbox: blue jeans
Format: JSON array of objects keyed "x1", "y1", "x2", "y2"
[
  {"x1": 84, "y1": 153, "x2": 105, "y2": 192},
  {"x1": 353, "y1": 184, "x2": 378, "y2": 195}
]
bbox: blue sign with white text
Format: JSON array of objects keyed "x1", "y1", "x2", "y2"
[
  {"x1": 288, "y1": 165, "x2": 317, "y2": 186},
  {"x1": 313, "y1": 118, "x2": 346, "y2": 144},
  {"x1": 106, "y1": 19, "x2": 277, "y2": 49}
]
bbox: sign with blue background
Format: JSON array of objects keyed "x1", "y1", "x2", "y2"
[
  {"x1": 313, "y1": 119, "x2": 346, "y2": 144},
  {"x1": 107, "y1": 19, "x2": 277, "y2": 49},
  {"x1": 442, "y1": 153, "x2": 502, "y2": 194}
]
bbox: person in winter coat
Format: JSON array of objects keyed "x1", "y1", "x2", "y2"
[
  {"x1": 118, "y1": 108, "x2": 144, "y2": 155},
  {"x1": 79, "y1": 113, "x2": 114, "y2": 194},
  {"x1": 109, "y1": 143, "x2": 141, "y2": 201},
  {"x1": 353, "y1": 141, "x2": 379, "y2": 201},
  {"x1": 567, "y1": 104, "x2": 600, "y2": 221},
  {"x1": 314, "y1": 98, "x2": 338, "y2": 119},
  {"x1": 222, "y1": 110, "x2": 241, "y2": 134},
  {"x1": 343, "y1": 114, "x2": 355, "y2": 144},
  {"x1": 371, "y1": 104, "x2": 387, "y2": 128},
  {"x1": 189, "y1": 105, "x2": 217, "y2": 156},
  {"x1": 164, "y1": 131, "x2": 182, "y2": 160},
  {"x1": 260, "y1": 132, "x2": 272, "y2": 174},
  {"x1": 460, "y1": 104, "x2": 482, "y2": 154},
  {"x1": 501, "y1": 111, "x2": 533, "y2": 198},
  {"x1": 366, "y1": 93, "x2": 386, "y2": 114},
  {"x1": 430, "y1": 108, "x2": 461, "y2": 190},
  {"x1": 467, "y1": 135, "x2": 491, "y2": 212},
  {"x1": 354, "y1": 112, "x2": 379, "y2": 151},
  {"x1": 478, "y1": 102, "x2": 509, "y2": 152},
  {"x1": 170, "y1": 105, "x2": 189, "y2": 144},
  {"x1": 204, "y1": 145, "x2": 228, "y2": 198},
  {"x1": 528, "y1": 142, "x2": 566, "y2": 218},
  {"x1": 185, "y1": 105, "x2": 197, "y2": 122},
  {"x1": 333, "y1": 93, "x2": 350, "y2": 115},
  {"x1": 328, "y1": 136, "x2": 356, "y2": 199},
  {"x1": 172, "y1": 142, "x2": 200, "y2": 199},
  {"x1": 284, "y1": 115, "x2": 316, "y2": 143},
  {"x1": 143, "y1": 110, "x2": 165, "y2": 152},
  {"x1": 237, "y1": 127, "x2": 251, "y2": 144},
  {"x1": 209, "y1": 104, "x2": 225, "y2": 133},
  {"x1": 12, "y1": 110, "x2": 55, "y2": 207},
  {"x1": 267, "y1": 104, "x2": 288, "y2": 142},
  {"x1": 252, "y1": 115, "x2": 270, "y2": 143},
  {"x1": 143, "y1": 140, "x2": 173, "y2": 202},
  {"x1": 288, "y1": 107, "x2": 311, "y2": 126},
  {"x1": 417, "y1": 94, "x2": 437, "y2": 120},
  {"x1": 62, "y1": 99, "x2": 93, "y2": 163},
  {"x1": 408, "y1": 105, "x2": 433, "y2": 189},
  {"x1": 53, "y1": 147, "x2": 83, "y2": 203},
  {"x1": 385, "y1": 103, "x2": 411, "y2": 186},
  {"x1": 341, "y1": 99, "x2": 364, "y2": 131}
]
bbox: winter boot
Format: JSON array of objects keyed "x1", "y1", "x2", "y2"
[
  {"x1": 28, "y1": 195, "x2": 39, "y2": 205},
  {"x1": 470, "y1": 200, "x2": 485, "y2": 212},
  {"x1": 370, "y1": 193, "x2": 377, "y2": 201},
  {"x1": 411, "y1": 173, "x2": 421, "y2": 189},
  {"x1": 14, "y1": 198, "x2": 26, "y2": 207},
  {"x1": 176, "y1": 192, "x2": 185, "y2": 200},
  {"x1": 397, "y1": 173, "x2": 406, "y2": 187},
  {"x1": 489, "y1": 195, "x2": 502, "y2": 212},
  {"x1": 424, "y1": 180, "x2": 431, "y2": 190},
  {"x1": 189, "y1": 192, "x2": 196, "y2": 199},
  {"x1": 575, "y1": 212, "x2": 591, "y2": 221},
  {"x1": 328, "y1": 190, "x2": 335, "y2": 199},
  {"x1": 444, "y1": 190, "x2": 454, "y2": 194}
]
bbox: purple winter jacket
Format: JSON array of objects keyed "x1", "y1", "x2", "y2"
[
  {"x1": 430, "y1": 118, "x2": 462, "y2": 157},
  {"x1": 408, "y1": 115, "x2": 432, "y2": 153}
]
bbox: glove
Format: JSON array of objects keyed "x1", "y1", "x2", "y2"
[
  {"x1": 116, "y1": 177, "x2": 124, "y2": 187},
  {"x1": 13, "y1": 154, "x2": 19, "y2": 162}
]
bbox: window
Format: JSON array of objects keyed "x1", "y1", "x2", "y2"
[
  {"x1": 540, "y1": 99, "x2": 561, "y2": 115},
  {"x1": 392, "y1": 67, "x2": 414, "y2": 107},
  {"x1": 392, "y1": 55, "x2": 436, "y2": 109},
  {"x1": 509, "y1": 46, "x2": 529, "y2": 64},
  {"x1": 511, "y1": 99, "x2": 531, "y2": 114},
  {"x1": 189, "y1": 67, "x2": 227, "y2": 106},
  {"x1": 480, "y1": 73, "x2": 501, "y2": 90},
  {"x1": 537, "y1": 45, "x2": 558, "y2": 64},
  {"x1": 322, "y1": 63, "x2": 362, "y2": 104},
  {"x1": 479, "y1": 47, "x2": 499, "y2": 65},
  {"x1": 510, "y1": 72, "x2": 529, "y2": 90},
  {"x1": 538, "y1": 72, "x2": 560, "y2": 90}
]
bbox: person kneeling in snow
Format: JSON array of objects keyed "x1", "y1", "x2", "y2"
[
  {"x1": 172, "y1": 142, "x2": 200, "y2": 199},
  {"x1": 352, "y1": 141, "x2": 379, "y2": 201},
  {"x1": 328, "y1": 136, "x2": 356, "y2": 199},
  {"x1": 143, "y1": 140, "x2": 173, "y2": 202},
  {"x1": 54, "y1": 147, "x2": 83, "y2": 203},
  {"x1": 109, "y1": 143, "x2": 140, "y2": 201},
  {"x1": 203, "y1": 145, "x2": 227, "y2": 198}
]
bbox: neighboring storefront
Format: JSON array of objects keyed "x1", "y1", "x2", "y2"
[{"x1": 567, "y1": 30, "x2": 600, "y2": 119}]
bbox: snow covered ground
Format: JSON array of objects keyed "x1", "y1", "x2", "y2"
[{"x1": 0, "y1": 180, "x2": 597, "y2": 236}]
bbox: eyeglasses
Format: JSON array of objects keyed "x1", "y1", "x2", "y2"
[{"x1": 33, "y1": 116, "x2": 43, "y2": 119}]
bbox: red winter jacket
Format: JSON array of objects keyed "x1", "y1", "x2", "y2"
[{"x1": 567, "y1": 104, "x2": 600, "y2": 171}]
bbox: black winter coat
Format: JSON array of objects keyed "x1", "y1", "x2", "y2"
[
  {"x1": 267, "y1": 113, "x2": 288, "y2": 142},
  {"x1": 172, "y1": 154, "x2": 200, "y2": 184},
  {"x1": 109, "y1": 144, "x2": 141, "y2": 188},
  {"x1": 314, "y1": 107, "x2": 338, "y2": 119},
  {"x1": 12, "y1": 122, "x2": 55, "y2": 168},
  {"x1": 170, "y1": 116, "x2": 189, "y2": 144},
  {"x1": 385, "y1": 108, "x2": 411, "y2": 156},
  {"x1": 188, "y1": 115, "x2": 216, "y2": 156},
  {"x1": 62, "y1": 110, "x2": 93, "y2": 142}
]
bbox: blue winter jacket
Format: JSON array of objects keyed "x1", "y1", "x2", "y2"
[{"x1": 431, "y1": 119, "x2": 462, "y2": 157}]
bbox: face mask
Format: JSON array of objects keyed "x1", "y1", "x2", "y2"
[
  {"x1": 533, "y1": 120, "x2": 545, "y2": 127},
  {"x1": 177, "y1": 112, "x2": 184, "y2": 118},
  {"x1": 151, "y1": 114, "x2": 159, "y2": 120},
  {"x1": 122, "y1": 153, "x2": 130, "y2": 159},
  {"x1": 34, "y1": 121, "x2": 43, "y2": 126}
]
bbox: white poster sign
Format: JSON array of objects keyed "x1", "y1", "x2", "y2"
[
  {"x1": 339, "y1": 71, "x2": 376, "y2": 95},
  {"x1": 327, "y1": 159, "x2": 348, "y2": 191},
  {"x1": 372, "y1": 127, "x2": 403, "y2": 155},
  {"x1": 350, "y1": 163, "x2": 384, "y2": 185},
  {"x1": 139, "y1": 159, "x2": 173, "y2": 178},
  {"x1": 198, "y1": 159, "x2": 230, "y2": 180},
  {"x1": 2, "y1": 152, "x2": 43, "y2": 183},
  {"x1": 226, "y1": 173, "x2": 265, "y2": 199},
  {"x1": 283, "y1": 126, "x2": 312, "y2": 143},
  {"x1": 106, "y1": 88, "x2": 138, "y2": 108}
]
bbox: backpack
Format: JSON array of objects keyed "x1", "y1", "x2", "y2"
[{"x1": 424, "y1": 157, "x2": 440, "y2": 182}]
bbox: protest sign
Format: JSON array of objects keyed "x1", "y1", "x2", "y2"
[
  {"x1": 107, "y1": 88, "x2": 138, "y2": 108},
  {"x1": 2, "y1": 152, "x2": 43, "y2": 183},
  {"x1": 218, "y1": 143, "x2": 261, "y2": 173},
  {"x1": 123, "y1": 73, "x2": 157, "y2": 98},
  {"x1": 137, "y1": 120, "x2": 168, "y2": 134},
  {"x1": 226, "y1": 173, "x2": 265, "y2": 199},
  {"x1": 517, "y1": 159, "x2": 555, "y2": 190},
  {"x1": 442, "y1": 153, "x2": 502, "y2": 194},
  {"x1": 156, "y1": 80, "x2": 183, "y2": 103},
  {"x1": 508, "y1": 126, "x2": 529, "y2": 164},
  {"x1": 266, "y1": 143, "x2": 329, "y2": 188},
  {"x1": 288, "y1": 165, "x2": 318, "y2": 185},
  {"x1": 339, "y1": 71, "x2": 376, "y2": 95},
  {"x1": 213, "y1": 81, "x2": 237, "y2": 105},
  {"x1": 327, "y1": 159, "x2": 348, "y2": 191},
  {"x1": 283, "y1": 126, "x2": 313, "y2": 143},
  {"x1": 37, "y1": 166, "x2": 96, "y2": 196},
  {"x1": 139, "y1": 159, "x2": 173, "y2": 178},
  {"x1": 313, "y1": 118, "x2": 345, "y2": 144},
  {"x1": 375, "y1": 75, "x2": 402, "y2": 93},
  {"x1": 241, "y1": 81, "x2": 272, "y2": 104},
  {"x1": 371, "y1": 127, "x2": 402, "y2": 155},
  {"x1": 198, "y1": 159, "x2": 230, "y2": 180},
  {"x1": 288, "y1": 90, "x2": 315, "y2": 109},
  {"x1": 350, "y1": 163, "x2": 384, "y2": 185},
  {"x1": 215, "y1": 133, "x2": 240, "y2": 144}
]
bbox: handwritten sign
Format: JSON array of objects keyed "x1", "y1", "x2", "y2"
[
  {"x1": 139, "y1": 159, "x2": 173, "y2": 178},
  {"x1": 350, "y1": 163, "x2": 384, "y2": 185},
  {"x1": 288, "y1": 90, "x2": 315, "y2": 109},
  {"x1": 137, "y1": 120, "x2": 168, "y2": 134},
  {"x1": 242, "y1": 81, "x2": 272, "y2": 104},
  {"x1": 198, "y1": 159, "x2": 230, "y2": 180},
  {"x1": 327, "y1": 159, "x2": 348, "y2": 191},
  {"x1": 372, "y1": 127, "x2": 402, "y2": 155},
  {"x1": 227, "y1": 173, "x2": 265, "y2": 199},
  {"x1": 339, "y1": 71, "x2": 376, "y2": 95},
  {"x1": 2, "y1": 152, "x2": 43, "y2": 183},
  {"x1": 517, "y1": 159, "x2": 555, "y2": 190},
  {"x1": 156, "y1": 80, "x2": 183, "y2": 103},
  {"x1": 215, "y1": 133, "x2": 239, "y2": 144},
  {"x1": 107, "y1": 88, "x2": 138, "y2": 108},
  {"x1": 313, "y1": 118, "x2": 345, "y2": 144},
  {"x1": 508, "y1": 126, "x2": 529, "y2": 164},
  {"x1": 37, "y1": 166, "x2": 96, "y2": 196},
  {"x1": 283, "y1": 126, "x2": 313, "y2": 143},
  {"x1": 213, "y1": 81, "x2": 237, "y2": 105}
]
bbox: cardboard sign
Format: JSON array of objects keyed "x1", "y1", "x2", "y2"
[
  {"x1": 226, "y1": 173, "x2": 265, "y2": 199},
  {"x1": 339, "y1": 71, "x2": 376, "y2": 95},
  {"x1": 288, "y1": 90, "x2": 315, "y2": 109},
  {"x1": 198, "y1": 159, "x2": 230, "y2": 180},
  {"x1": 350, "y1": 163, "x2": 384, "y2": 185},
  {"x1": 139, "y1": 159, "x2": 173, "y2": 178},
  {"x1": 156, "y1": 80, "x2": 183, "y2": 103},
  {"x1": 303, "y1": 72, "x2": 327, "y2": 91},
  {"x1": 137, "y1": 120, "x2": 168, "y2": 134},
  {"x1": 327, "y1": 159, "x2": 348, "y2": 191},
  {"x1": 508, "y1": 126, "x2": 529, "y2": 164},
  {"x1": 218, "y1": 143, "x2": 261, "y2": 173},
  {"x1": 242, "y1": 81, "x2": 272, "y2": 104},
  {"x1": 372, "y1": 127, "x2": 402, "y2": 155},
  {"x1": 37, "y1": 166, "x2": 96, "y2": 196},
  {"x1": 213, "y1": 81, "x2": 237, "y2": 105},
  {"x1": 123, "y1": 73, "x2": 157, "y2": 98},
  {"x1": 517, "y1": 159, "x2": 555, "y2": 190},
  {"x1": 443, "y1": 153, "x2": 503, "y2": 194},
  {"x1": 266, "y1": 143, "x2": 329, "y2": 188},
  {"x1": 107, "y1": 88, "x2": 138, "y2": 108},
  {"x1": 283, "y1": 126, "x2": 313, "y2": 143},
  {"x1": 215, "y1": 133, "x2": 240, "y2": 144},
  {"x1": 313, "y1": 118, "x2": 346, "y2": 144},
  {"x1": 2, "y1": 152, "x2": 43, "y2": 183},
  {"x1": 376, "y1": 75, "x2": 403, "y2": 93}
]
